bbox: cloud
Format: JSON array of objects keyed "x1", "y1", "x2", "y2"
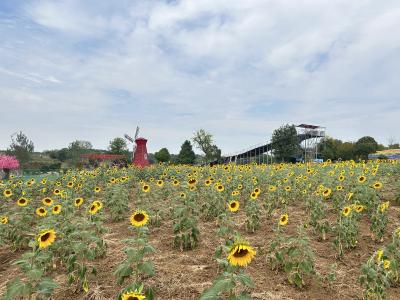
[{"x1": 0, "y1": 0, "x2": 399, "y2": 153}]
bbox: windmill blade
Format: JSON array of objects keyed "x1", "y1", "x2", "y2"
[
  {"x1": 134, "y1": 126, "x2": 140, "y2": 140},
  {"x1": 124, "y1": 134, "x2": 134, "y2": 143}
]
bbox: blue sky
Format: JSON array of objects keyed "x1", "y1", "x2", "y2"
[{"x1": 1, "y1": 0, "x2": 399, "y2": 154}]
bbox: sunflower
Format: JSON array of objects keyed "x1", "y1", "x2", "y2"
[
  {"x1": 130, "y1": 210, "x2": 149, "y2": 227},
  {"x1": 322, "y1": 188, "x2": 332, "y2": 198},
  {"x1": 179, "y1": 192, "x2": 186, "y2": 199},
  {"x1": 358, "y1": 175, "x2": 366, "y2": 184},
  {"x1": 3, "y1": 189, "x2": 12, "y2": 197},
  {"x1": 121, "y1": 290, "x2": 145, "y2": 300},
  {"x1": 279, "y1": 214, "x2": 289, "y2": 226},
  {"x1": 376, "y1": 249, "x2": 384, "y2": 262},
  {"x1": 383, "y1": 260, "x2": 391, "y2": 269},
  {"x1": 254, "y1": 188, "x2": 261, "y2": 195},
  {"x1": 216, "y1": 184, "x2": 224, "y2": 192},
  {"x1": 336, "y1": 185, "x2": 343, "y2": 191},
  {"x1": 17, "y1": 197, "x2": 29, "y2": 207},
  {"x1": 188, "y1": 178, "x2": 197, "y2": 186},
  {"x1": 373, "y1": 182, "x2": 382, "y2": 190},
  {"x1": 204, "y1": 179, "x2": 212, "y2": 186},
  {"x1": 379, "y1": 201, "x2": 389, "y2": 213},
  {"x1": 227, "y1": 243, "x2": 256, "y2": 267},
  {"x1": 67, "y1": 181, "x2": 74, "y2": 188},
  {"x1": 228, "y1": 200, "x2": 239, "y2": 212},
  {"x1": 355, "y1": 205, "x2": 365, "y2": 213},
  {"x1": 88, "y1": 203, "x2": 99, "y2": 215},
  {"x1": 37, "y1": 229, "x2": 56, "y2": 249},
  {"x1": 268, "y1": 185, "x2": 277, "y2": 192},
  {"x1": 284, "y1": 186, "x2": 291, "y2": 192},
  {"x1": 250, "y1": 192, "x2": 258, "y2": 200},
  {"x1": 156, "y1": 180, "x2": 164, "y2": 187},
  {"x1": 347, "y1": 192, "x2": 354, "y2": 201},
  {"x1": 74, "y1": 197, "x2": 84, "y2": 207},
  {"x1": 338, "y1": 175, "x2": 345, "y2": 182},
  {"x1": 53, "y1": 188, "x2": 61, "y2": 195},
  {"x1": 142, "y1": 184, "x2": 150, "y2": 193},
  {"x1": 93, "y1": 200, "x2": 103, "y2": 210},
  {"x1": 0, "y1": 216, "x2": 8, "y2": 224},
  {"x1": 237, "y1": 184, "x2": 243, "y2": 190},
  {"x1": 94, "y1": 186, "x2": 101, "y2": 193},
  {"x1": 41, "y1": 178, "x2": 47, "y2": 185},
  {"x1": 36, "y1": 207, "x2": 47, "y2": 217},
  {"x1": 172, "y1": 180, "x2": 180, "y2": 186},
  {"x1": 42, "y1": 197, "x2": 54, "y2": 206},
  {"x1": 342, "y1": 206, "x2": 352, "y2": 217},
  {"x1": 52, "y1": 204, "x2": 62, "y2": 215}
]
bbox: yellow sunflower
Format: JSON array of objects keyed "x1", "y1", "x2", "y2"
[
  {"x1": 354, "y1": 205, "x2": 365, "y2": 213},
  {"x1": 17, "y1": 197, "x2": 29, "y2": 207},
  {"x1": 284, "y1": 186, "x2": 291, "y2": 192},
  {"x1": 42, "y1": 197, "x2": 54, "y2": 206},
  {"x1": 250, "y1": 192, "x2": 258, "y2": 200},
  {"x1": 142, "y1": 184, "x2": 150, "y2": 193},
  {"x1": 268, "y1": 185, "x2": 277, "y2": 192},
  {"x1": 36, "y1": 207, "x2": 47, "y2": 217},
  {"x1": 53, "y1": 188, "x2": 61, "y2": 195},
  {"x1": 216, "y1": 184, "x2": 224, "y2": 192},
  {"x1": 227, "y1": 243, "x2": 256, "y2": 267},
  {"x1": 67, "y1": 181, "x2": 74, "y2": 188},
  {"x1": 0, "y1": 216, "x2": 8, "y2": 224},
  {"x1": 322, "y1": 188, "x2": 332, "y2": 198},
  {"x1": 37, "y1": 229, "x2": 56, "y2": 249},
  {"x1": 88, "y1": 203, "x2": 99, "y2": 215},
  {"x1": 94, "y1": 186, "x2": 101, "y2": 193},
  {"x1": 373, "y1": 182, "x2": 382, "y2": 190},
  {"x1": 228, "y1": 200, "x2": 240, "y2": 212},
  {"x1": 254, "y1": 188, "x2": 261, "y2": 195},
  {"x1": 204, "y1": 179, "x2": 212, "y2": 186},
  {"x1": 52, "y1": 204, "x2": 62, "y2": 215},
  {"x1": 74, "y1": 197, "x2": 84, "y2": 207},
  {"x1": 156, "y1": 180, "x2": 164, "y2": 187},
  {"x1": 121, "y1": 290, "x2": 145, "y2": 300},
  {"x1": 279, "y1": 214, "x2": 289, "y2": 226},
  {"x1": 358, "y1": 175, "x2": 366, "y2": 184},
  {"x1": 179, "y1": 192, "x2": 186, "y2": 199},
  {"x1": 342, "y1": 206, "x2": 352, "y2": 217},
  {"x1": 130, "y1": 210, "x2": 149, "y2": 227},
  {"x1": 93, "y1": 200, "x2": 103, "y2": 210},
  {"x1": 188, "y1": 178, "x2": 197, "y2": 186},
  {"x1": 3, "y1": 189, "x2": 12, "y2": 198},
  {"x1": 383, "y1": 260, "x2": 391, "y2": 269},
  {"x1": 172, "y1": 180, "x2": 180, "y2": 186}
]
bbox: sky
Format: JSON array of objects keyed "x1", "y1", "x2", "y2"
[{"x1": 1, "y1": 0, "x2": 399, "y2": 155}]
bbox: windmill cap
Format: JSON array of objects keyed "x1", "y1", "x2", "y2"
[{"x1": 135, "y1": 137, "x2": 147, "y2": 141}]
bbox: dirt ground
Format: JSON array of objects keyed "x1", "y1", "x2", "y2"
[{"x1": 1, "y1": 197, "x2": 400, "y2": 300}]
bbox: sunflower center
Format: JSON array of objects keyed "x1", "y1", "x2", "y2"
[
  {"x1": 39, "y1": 209, "x2": 45, "y2": 213},
  {"x1": 281, "y1": 216, "x2": 287, "y2": 222},
  {"x1": 40, "y1": 232, "x2": 51, "y2": 242},
  {"x1": 20, "y1": 199, "x2": 26, "y2": 203},
  {"x1": 230, "y1": 202, "x2": 237, "y2": 208},
  {"x1": 233, "y1": 248, "x2": 249, "y2": 258},
  {"x1": 126, "y1": 296, "x2": 139, "y2": 300},
  {"x1": 134, "y1": 213, "x2": 145, "y2": 222}
]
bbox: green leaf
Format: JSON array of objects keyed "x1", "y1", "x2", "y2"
[
  {"x1": 5, "y1": 278, "x2": 29, "y2": 300},
  {"x1": 138, "y1": 261, "x2": 155, "y2": 276},
  {"x1": 36, "y1": 277, "x2": 58, "y2": 297},
  {"x1": 26, "y1": 268, "x2": 44, "y2": 281}
]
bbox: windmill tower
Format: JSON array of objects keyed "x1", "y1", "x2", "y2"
[{"x1": 124, "y1": 126, "x2": 150, "y2": 167}]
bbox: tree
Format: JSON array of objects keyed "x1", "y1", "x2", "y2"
[
  {"x1": 68, "y1": 140, "x2": 93, "y2": 163},
  {"x1": 177, "y1": 140, "x2": 196, "y2": 164},
  {"x1": 192, "y1": 129, "x2": 221, "y2": 162},
  {"x1": 271, "y1": 124, "x2": 301, "y2": 162},
  {"x1": 7, "y1": 131, "x2": 34, "y2": 165},
  {"x1": 154, "y1": 148, "x2": 171, "y2": 163},
  {"x1": 108, "y1": 137, "x2": 128, "y2": 155},
  {"x1": 355, "y1": 136, "x2": 378, "y2": 160},
  {"x1": 337, "y1": 142, "x2": 356, "y2": 161}
]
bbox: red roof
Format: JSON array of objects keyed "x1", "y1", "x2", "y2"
[{"x1": 81, "y1": 153, "x2": 125, "y2": 160}]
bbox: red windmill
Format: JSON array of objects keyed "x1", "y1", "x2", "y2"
[{"x1": 124, "y1": 126, "x2": 150, "y2": 167}]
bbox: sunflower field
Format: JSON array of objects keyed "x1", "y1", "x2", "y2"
[{"x1": 1, "y1": 159, "x2": 400, "y2": 299}]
